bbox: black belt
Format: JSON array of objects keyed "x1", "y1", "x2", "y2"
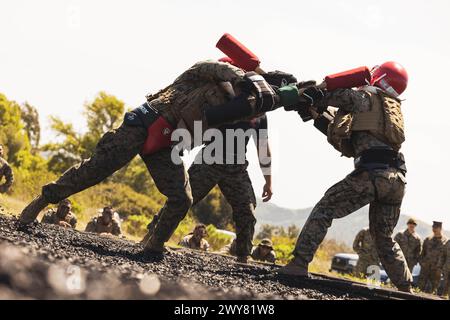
[{"x1": 354, "y1": 148, "x2": 407, "y2": 174}]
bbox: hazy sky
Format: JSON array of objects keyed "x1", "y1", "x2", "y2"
[{"x1": 1, "y1": 0, "x2": 449, "y2": 227}]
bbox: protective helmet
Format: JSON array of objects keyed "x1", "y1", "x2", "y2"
[{"x1": 370, "y1": 61, "x2": 408, "y2": 97}]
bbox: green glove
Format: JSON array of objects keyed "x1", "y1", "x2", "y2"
[{"x1": 277, "y1": 85, "x2": 299, "y2": 108}]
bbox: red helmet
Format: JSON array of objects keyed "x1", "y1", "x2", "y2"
[{"x1": 370, "y1": 61, "x2": 408, "y2": 97}]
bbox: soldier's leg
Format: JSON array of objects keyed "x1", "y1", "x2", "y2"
[
  {"x1": 142, "y1": 148, "x2": 193, "y2": 251},
  {"x1": 369, "y1": 171, "x2": 412, "y2": 290},
  {"x1": 20, "y1": 124, "x2": 147, "y2": 223},
  {"x1": 430, "y1": 268, "x2": 442, "y2": 294},
  {"x1": 188, "y1": 163, "x2": 222, "y2": 206},
  {"x1": 141, "y1": 162, "x2": 219, "y2": 243},
  {"x1": 290, "y1": 172, "x2": 375, "y2": 269},
  {"x1": 354, "y1": 258, "x2": 370, "y2": 277},
  {"x1": 418, "y1": 265, "x2": 431, "y2": 292},
  {"x1": 218, "y1": 165, "x2": 257, "y2": 259}
]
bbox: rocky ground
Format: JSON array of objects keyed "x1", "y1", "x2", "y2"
[{"x1": 0, "y1": 214, "x2": 436, "y2": 300}]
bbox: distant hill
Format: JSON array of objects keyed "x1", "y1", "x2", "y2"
[{"x1": 255, "y1": 200, "x2": 449, "y2": 247}]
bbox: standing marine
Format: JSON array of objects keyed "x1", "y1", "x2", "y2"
[
  {"x1": 418, "y1": 221, "x2": 447, "y2": 293},
  {"x1": 0, "y1": 144, "x2": 14, "y2": 194},
  {"x1": 394, "y1": 218, "x2": 422, "y2": 272},
  {"x1": 352, "y1": 228, "x2": 380, "y2": 277},
  {"x1": 279, "y1": 61, "x2": 414, "y2": 292},
  {"x1": 438, "y1": 236, "x2": 450, "y2": 299}
]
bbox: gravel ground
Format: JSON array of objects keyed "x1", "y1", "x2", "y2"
[{"x1": 0, "y1": 214, "x2": 428, "y2": 300}]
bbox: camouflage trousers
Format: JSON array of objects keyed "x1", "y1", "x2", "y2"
[
  {"x1": 41, "y1": 123, "x2": 193, "y2": 245},
  {"x1": 353, "y1": 255, "x2": 380, "y2": 277},
  {"x1": 443, "y1": 270, "x2": 450, "y2": 298},
  {"x1": 418, "y1": 265, "x2": 442, "y2": 293},
  {"x1": 188, "y1": 162, "x2": 257, "y2": 257},
  {"x1": 293, "y1": 168, "x2": 412, "y2": 288},
  {"x1": 147, "y1": 161, "x2": 256, "y2": 257}
]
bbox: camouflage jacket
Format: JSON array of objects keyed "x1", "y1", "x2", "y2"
[
  {"x1": 251, "y1": 246, "x2": 277, "y2": 263},
  {"x1": 146, "y1": 60, "x2": 245, "y2": 132},
  {"x1": 438, "y1": 240, "x2": 450, "y2": 272},
  {"x1": 420, "y1": 235, "x2": 448, "y2": 268},
  {"x1": 41, "y1": 209, "x2": 77, "y2": 229},
  {"x1": 394, "y1": 229, "x2": 422, "y2": 267},
  {"x1": 0, "y1": 157, "x2": 13, "y2": 193},
  {"x1": 85, "y1": 216, "x2": 121, "y2": 236},
  {"x1": 353, "y1": 228, "x2": 379, "y2": 263},
  {"x1": 317, "y1": 88, "x2": 399, "y2": 157},
  {"x1": 179, "y1": 234, "x2": 210, "y2": 251}
]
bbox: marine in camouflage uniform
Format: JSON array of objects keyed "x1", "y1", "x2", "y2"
[
  {"x1": 41, "y1": 199, "x2": 77, "y2": 229},
  {"x1": 394, "y1": 218, "x2": 422, "y2": 272},
  {"x1": 279, "y1": 85, "x2": 413, "y2": 291},
  {"x1": 179, "y1": 224, "x2": 210, "y2": 251},
  {"x1": 19, "y1": 61, "x2": 245, "y2": 227},
  {"x1": 85, "y1": 206, "x2": 122, "y2": 236},
  {"x1": 438, "y1": 239, "x2": 450, "y2": 298},
  {"x1": 20, "y1": 61, "x2": 294, "y2": 255},
  {"x1": 251, "y1": 239, "x2": 276, "y2": 263},
  {"x1": 418, "y1": 221, "x2": 447, "y2": 293},
  {"x1": 144, "y1": 115, "x2": 272, "y2": 260},
  {"x1": 352, "y1": 228, "x2": 380, "y2": 276},
  {"x1": 0, "y1": 144, "x2": 14, "y2": 193}
]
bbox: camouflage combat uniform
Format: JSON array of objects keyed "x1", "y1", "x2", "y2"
[
  {"x1": 85, "y1": 215, "x2": 122, "y2": 236},
  {"x1": 438, "y1": 240, "x2": 450, "y2": 298},
  {"x1": 394, "y1": 229, "x2": 422, "y2": 272},
  {"x1": 290, "y1": 88, "x2": 412, "y2": 289},
  {"x1": 189, "y1": 116, "x2": 268, "y2": 257},
  {"x1": 23, "y1": 61, "x2": 249, "y2": 246},
  {"x1": 0, "y1": 156, "x2": 14, "y2": 193},
  {"x1": 352, "y1": 228, "x2": 380, "y2": 276},
  {"x1": 418, "y1": 235, "x2": 448, "y2": 293},
  {"x1": 41, "y1": 209, "x2": 77, "y2": 229},
  {"x1": 179, "y1": 234, "x2": 210, "y2": 251},
  {"x1": 251, "y1": 246, "x2": 276, "y2": 263}
]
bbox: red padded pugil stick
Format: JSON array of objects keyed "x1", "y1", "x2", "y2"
[
  {"x1": 216, "y1": 33, "x2": 261, "y2": 72},
  {"x1": 325, "y1": 66, "x2": 371, "y2": 90}
]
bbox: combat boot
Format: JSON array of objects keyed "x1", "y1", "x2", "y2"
[
  {"x1": 277, "y1": 259, "x2": 309, "y2": 277},
  {"x1": 143, "y1": 236, "x2": 166, "y2": 254},
  {"x1": 19, "y1": 195, "x2": 48, "y2": 224},
  {"x1": 140, "y1": 231, "x2": 151, "y2": 245},
  {"x1": 397, "y1": 285, "x2": 414, "y2": 294}
]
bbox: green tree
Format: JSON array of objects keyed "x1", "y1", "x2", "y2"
[
  {"x1": 43, "y1": 91, "x2": 125, "y2": 173},
  {"x1": 20, "y1": 102, "x2": 41, "y2": 151},
  {"x1": 0, "y1": 93, "x2": 30, "y2": 165}
]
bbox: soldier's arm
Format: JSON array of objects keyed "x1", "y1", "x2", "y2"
[
  {"x1": 112, "y1": 221, "x2": 122, "y2": 236},
  {"x1": 419, "y1": 239, "x2": 427, "y2": 263},
  {"x1": 393, "y1": 232, "x2": 401, "y2": 244},
  {"x1": 70, "y1": 216, "x2": 77, "y2": 229},
  {"x1": 176, "y1": 60, "x2": 245, "y2": 85},
  {"x1": 85, "y1": 220, "x2": 95, "y2": 232},
  {"x1": 353, "y1": 231, "x2": 363, "y2": 253},
  {"x1": 414, "y1": 238, "x2": 422, "y2": 265},
  {"x1": 268, "y1": 251, "x2": 277, "y2": 263},
  {"x1": 316, "y1": 88, "x2": 367, "y2": 113},
  {"x1": 0, "y1": 164, "x2": 14, "y2": 192}
]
